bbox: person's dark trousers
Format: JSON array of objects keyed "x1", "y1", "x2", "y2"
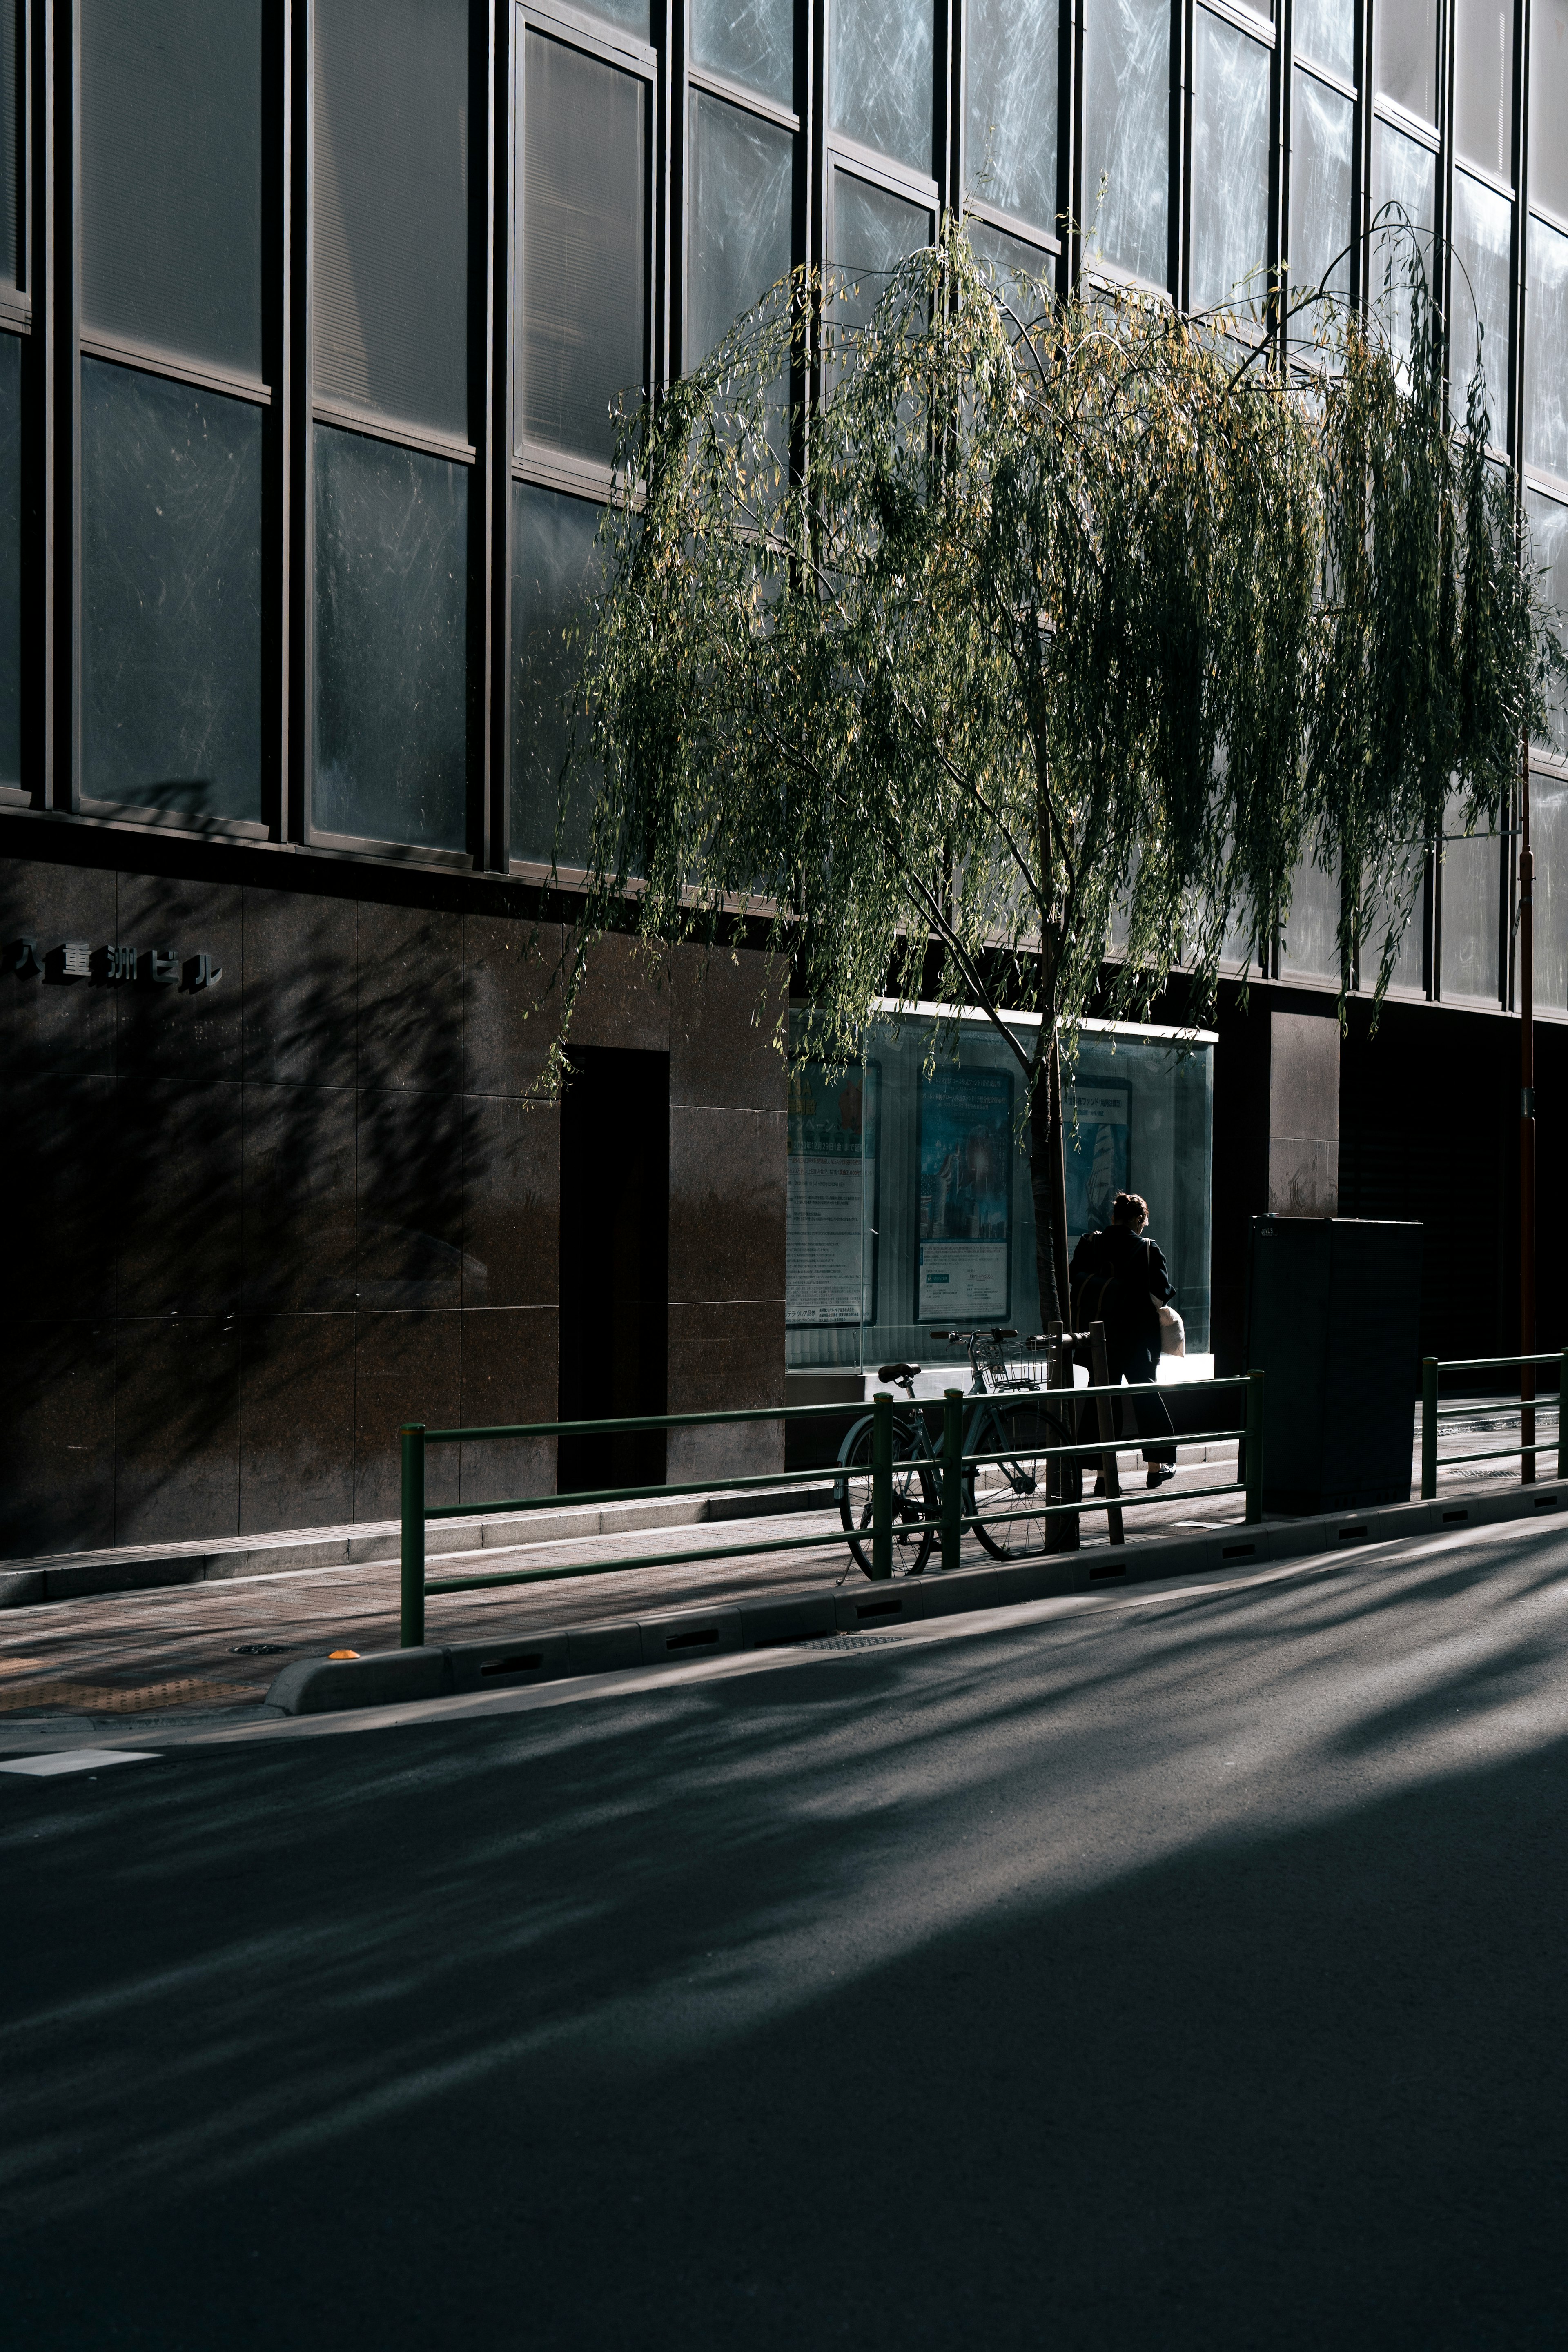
[{"x1": 1106, "y1": 1335, "x2": 1177, "y2": 1465}]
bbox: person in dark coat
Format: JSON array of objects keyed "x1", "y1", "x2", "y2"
[{"x1": 1068, "y1": 1189, "x2": 1178, "y2": 1486}]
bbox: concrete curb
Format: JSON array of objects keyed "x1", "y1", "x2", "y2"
[{"x1": 262, "y1": 1476, "x2": 1568, "y2": 1715}]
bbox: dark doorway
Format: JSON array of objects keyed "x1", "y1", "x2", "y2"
[{"x1": 557, "y1": 1046, "x2": 669, "y2": 1492}]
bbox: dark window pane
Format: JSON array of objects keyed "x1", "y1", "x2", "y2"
[
  {"x1": 1454, "y1": 0, "x2": 1512, "y2": 180},
  {"x1": 0, "y1": 330, "x2": 19, "y2": 781},
  {"x1": 1293, "y1": 0, "x2": 1352, "y2": 80},
  {"x1": 1531, "y1": 768, "x2": 1568, "y2": 1009},
  {"x1": 1526, "y1": 210, "x2": 1568, "y2": 479},
  {"x1": 512, "y1": 482, "x2": 604, "y2": 866},
  {"x1": 1375, "y1": 0, "x2": 1437, "y2": 120},
  {"x1": 831, "y1": 0, "x2": 933, "y2": 176},
  {"x1": 1371, "y1": 116, "x2": 1436, "y2": 359},
  {"x1": 966, "y1": 0, "x2": 1057, "y2": 234},
  {"x1": 1525, "y1": 488, "x2": 1568, "y2": 757},
  {"x1": 520, "y1": 32, "x2": 647, "y2": 463},
  {"x1": 0, "y1": 0, "x2": 19, "y2": 292},
  {"x1": 80, "y1": 359, "x2": 263, "y2": 820},
  {"x1": 1450, "y1": 171, "x2": 1511, "y2": 431},
  {"x1": 80, "y1": 0, "x2": 264, "y2": 376},
  {"x1": 313, "y1": 423, "x2": 467, "y2": 848},
  {"x1": 1531, "y1": 0, "x2": 1568, "y2": 221},
  {"x1": 1278, "y1": 856, "x2": 1341, "y2": 979},
  {"x1": 1289, "y1": 70, "x2": 1353, "y2": 323},
  {"x1": 1190, "y1": 9, "x2": 1270, "y2": 319},
  {"x1": 1082, "y1": 0, "x2": 1170, "y2": 287},
  {"x1": 828, "y1": 168, "x2": 933, "y2": 327},
  {"x1": 313, "y1": 0, "x2": 469, "y2": 437},
  {"x1": 691, "y1": 0, "x2": 792, "y2": 109},
  {"x1": 689, "y1": 92, "x2": 793, "y2": 363}
]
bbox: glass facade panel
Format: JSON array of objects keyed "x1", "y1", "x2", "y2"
[
  {"x1": 80, "y1": 0, "x2": 264, "y2": 376},
  {"x1": 688, "y1": 92, "x2": 794, "y2": 365},
  {"x1": 1278, "y1": 855, "x2": 1341, "y2": 979},
  {"x1": 0, "y1": 330, "x2": 19, "y2": 783},
  {"x1": 512, "y1": 482, "x2": 604, "y2": 867},
  {"x1": 1439, "y1": 800, "x2": 1501, "y2": 1001},
  {"x1": 0, "y1": 0, "x2": 20, "y2": 291},
  {"x1": 1190, "y1": 10, "x2": 1270, "y2": 319},
  {"x1": 1375, "y1": 0, "x2": 1437, "y2": 120},
  {"x1": 1532, "y1": 771, "x2": 1568, "y2": 1011},
  {"x1": 828, "y1": 169, "x2": 933, "y2": 318},
  {"x1": 965, "y1": 0, "x2": 1058, "y2": 234},
  {"x1": 313, "y1": 0, "x2": 469, "y2": 437},
  {"x1": 521, "y1": 32, "x2": 648, "y2": 464},
  {"x1": 1526, "y1": 211, "x2": 1568, "y2": 481},
  {"x1": 1294, "y1": 0, "x2": 1352, "y2": 80},
  {"x1": 80, "y1": 359, "x2": 263, "y2": 820},
  {"x1": 1290, "y1": 71, "x2": 1354, "y2": 315},
  {"x1": 1530, "y1": 0, "x2": 1568, "y2": 224},
  {"x1": 1453, "y1": 0, "x2": 1512, "y2": 182},
  {"x1": 1372, "y1": 117, "x2": 1437, "y2": 357},
  {"x1": 690, "y1": 0, "x2": 793, "y2": 109},
  {"x1": 312, "y1": 423, "x2": 467, "y2": 849},
  {"x1": 831, "y1": 0, "x2": 933, "y2": 175},
  {"x1": 1526, "y1": 486, "x2": 1568, "y2": 755},
  {"x1": 1082, "y1": 0, "x2": 1170, "y2": 287},
  {"x1": 1450, "y1": 171, "x2": 1512, "y2": 430}
]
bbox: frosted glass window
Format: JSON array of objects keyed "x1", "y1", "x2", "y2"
[
  {"x1": 1450, "y1": 172, "x2": 1512, "y2": 430},
  {"x1": 966, "y1": 0, "x2": 1058, "y2": 234},
  {"x1": 1439, "y1": 797, "x2": 1501, "y2": 1002},
  {"x1": 1278, "y1": 856, "x2": 1341, "y2": 979},
  {"x1": 691, "y1": 0, "x2": 792, "y2": 109},
  {"x1": 1530, "y1": 0, "x2": 1568, "y2": 223},
  {"x1": 1454, "y1": 0, "x2": 1513, "y2": 182},
  {"x1": 1191, "y1": 11, "x2": 1270, "y2": 318},
  {"x1": 1526, "y1": 488, "x2": 1568, "y2": 756},
  {"x1": 81, "y1": 0, "x2": 264, "y2": 377},
  {"x1": 1083, "y1": 0, "x2": 1169, "y2": 286},
  {"x1": 520, "y1": 33, "x2": 648, "y2": 465},
  {"x1": 1375, "y1": 0, "x2": 1437, "y2": 121},
  {"x1": 1290, "y1": 72, "x2": 1353, "y2": 317},
  {"x1": 0, "y1": 0, "x2": 16, "y2": 291},
  {"x1": 1526, "y1": 211, "x2": 1568, "y2": 481},
  {"x1": 689, "y1": 93, "x2": 794, "y2": 363},
  {"x1": 80, "y1": 360, "x2": 263, "y2": 820},
  {"x1": 1383, "y1": 871, "x2": 1427, "y2": 991},
  {"x1": 831, "y1": 0, "x2": 934, "y2": 175},
  {"x1": 312, "y1": 0, "x2": 470, "y2": 437},
  {"x1": 1531, "y1": 771, "x2": 1568, "y2": 1009},
  {"x1": 828, "y1": 169, "x2": 933, "y2": 324},
  {"x1": 313, "y1": 424, "x2": 468, "y2": 849},
  {"x1": 1372, "y1": 118, "x2": 1436, "y2": 358},
  {"x1": 0, "y1": 332, "x2": 21, "y2": 784},
  {"x1": 512, "y1": 483, "x2": 604, "y2": 867},
  {"x1": 1293, "y1": 0, "x2": 1352, "y2": 80}
]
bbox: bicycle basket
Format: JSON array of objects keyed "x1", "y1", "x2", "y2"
[{"x1": 986, "y1": 1329, "x2": 1044, "y2": 1390}]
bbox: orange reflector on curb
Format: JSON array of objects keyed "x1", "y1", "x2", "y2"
[{"x1": 328, "y1": 1649, "x2": 360, "y2": 1660}]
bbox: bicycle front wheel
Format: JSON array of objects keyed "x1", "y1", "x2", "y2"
[
  {"x1": 836, "y1": 1419, "x2": 938, "y2": 1579},
  {"x1": 967, "y1": 1399, "x2": 1070, "y2": 1560}
]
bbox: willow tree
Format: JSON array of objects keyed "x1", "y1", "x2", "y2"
[{"x1": 550, "y1": 219, "x2": 1556, "y2": 1333}]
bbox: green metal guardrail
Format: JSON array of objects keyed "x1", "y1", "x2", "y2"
[
  {"x1": 397, "y1": 1371, "x2": 1266, "y2": 1647},
  {"x1": 1419, "y1": 1350, "x2": 1568, "y2": 1499}
]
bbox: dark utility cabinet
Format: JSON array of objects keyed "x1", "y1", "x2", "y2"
[{"x1": 1245, "y1": 1216, "x2": 1424, "y2": 1514}]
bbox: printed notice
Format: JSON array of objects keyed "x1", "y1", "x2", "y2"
[
  {"x1": 1064, "y1": 1083, "x2": 1129, "y2": 1241},
  {"x1": 917, "y1": 1066, "x2": 1012, "y2": 1323},
  {"x1": 917, "y1": 1239, "x2": 1009, "y2": 1322},
  {"x1": 786, "y1": 1062, "x2": 874, "y2": 1325}
]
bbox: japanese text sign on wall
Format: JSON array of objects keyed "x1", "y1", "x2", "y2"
[{"x1": 4, "y1": 938, "x2": 222, "y2": 990}]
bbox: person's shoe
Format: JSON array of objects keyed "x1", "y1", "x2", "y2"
[
  {"x1": 1146, "y1": 1463, "x2": 1176, "y2": 1487},
  {"x1": 1092, "y1": 1475, "x2": 1107, "y2": 1498}
]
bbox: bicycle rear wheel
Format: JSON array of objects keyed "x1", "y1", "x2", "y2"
[
  {"x1": 967, "y1": 1398, "x2": 1071, "y2": 1559},
  {"x1": 836, "y1": 1419, "x2": 938, "y2": 1578}
]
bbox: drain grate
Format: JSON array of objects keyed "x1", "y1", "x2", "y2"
[{"x1": 798, "y1": 1633, "x2": 901, "y2": 1651}]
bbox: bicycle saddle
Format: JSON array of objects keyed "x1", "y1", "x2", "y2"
[{"x1": 878, "y1": 1362, "x2": 920, "y2": 1383}]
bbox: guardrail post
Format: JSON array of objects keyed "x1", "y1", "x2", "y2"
[
  {"x1": 1244, "y1": 1371, "x2": 1265, "y2": 1523},
  {"x1": 871, "y1": 1391, "x2": 893, "y2": 1581},
  {"x1": 400, "y1": 1423, "x2": 426, "y2": 1648},
  {"x1": 1088, "y1": 1321, "x2": 1124, "y2": 1547},
  {"x1": 1560, "y1": 1349, "x2": 1568, "y2": 1485},
  {"x1": 1421, "y1": 1357, "x2": 1438, "y2": 1500},
  {"x1": 942, "y1": 1389, "x2": 963, "y2": 1571}
]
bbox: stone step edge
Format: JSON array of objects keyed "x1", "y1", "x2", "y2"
[{"x1": 262, "y1": 1478, "x2": 1568, "y2": 1717}]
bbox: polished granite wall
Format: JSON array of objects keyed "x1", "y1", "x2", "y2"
[{"x1": 0, "y1": 859, "x2": 786, "y2": 1557}]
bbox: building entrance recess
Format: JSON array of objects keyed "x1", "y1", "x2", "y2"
[{"x1": 557, "y1": 1047, "x2": 669, "y2": 1492}]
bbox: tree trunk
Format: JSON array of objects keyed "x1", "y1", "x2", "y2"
[{"x1": 1028, "y1": 1025, "x2": 1073, "y2": 1335}]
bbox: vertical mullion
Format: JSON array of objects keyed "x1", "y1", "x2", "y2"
[
  {"x1": 1354, "y1": 0, "x2": 1370, "y2": 314},
  {"x1": 24, "y1": 0, "x2": 51, "y2": 802},
  {"x1": 1275, "y1": 0, "x2": 1292, "y2": 357},
  {"x1": 938, "y1": 0, "x2": 958, "y2": 214},
  {"x1": 655, "y1": 0, "x2": 673, "y2": 393},
  {"x1": 470, "y1": 0, "x2": 496, "y2": 868},
  {"x1": 490, "y1": 0, "x2": 513, "y2": 869},
  {"x1": 52, "y1": 0, "x2": 77, "y2": 808},
  {"x1": 265, "y1": 0, "x2": 287, "y2": 841},
  {"x1": 673, "y1": 0, "x2": 688, "y2": 378},
  {"x1": 1062, "y1": 0, "x2": 1080, "y2": 296},
  {"x1": 1171, "y1": 0, "x2": 1188, "y2": 304},
  {"x1": 287, "y1": 0, "x2": 310, "y2": 840}
]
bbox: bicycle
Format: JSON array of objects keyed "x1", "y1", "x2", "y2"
[{"x1": 835, "y1": 1327, "x2": 1076, "y2": 1576}]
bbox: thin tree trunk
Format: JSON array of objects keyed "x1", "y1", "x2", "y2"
[{"x1": 1029, "y1": 1025, "x2": 1073, "y2": 1334}]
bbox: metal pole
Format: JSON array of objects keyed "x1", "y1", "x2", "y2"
[
  {"x1": 400, "y1": 1423, "x2": 426, "y2": 1649},
  {"x1": 1421, "y1": 1357, "x2": 1439, "y2": 1501},
  {"x1": 871, "y1": 1390, "x2": 893, "y2": 1581},
  {"x1": 1559, "y1": 1348, "x2": 1568, "y2": 1485},
  {"x1": 1521, "y1": 739, "x2": 1537, "y2": 1483},
  {"x1": 942, "y1": 1389, "x2": 963, "y2": 1571},
  {"x1": 1048, "y1": 1319, "x2": 1078, "y2": 1552},
  {"x1": 1088, "y1": 1320, "x2": 1124, "y2": 1546},
  {"x1": 1244, "y1": 1370, "x2": 1265, "y2": 1524}
]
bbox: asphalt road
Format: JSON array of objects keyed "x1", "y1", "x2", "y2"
[{"x1": 2, "y1": 1514, "x2": 1567, "y2": 2349}]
